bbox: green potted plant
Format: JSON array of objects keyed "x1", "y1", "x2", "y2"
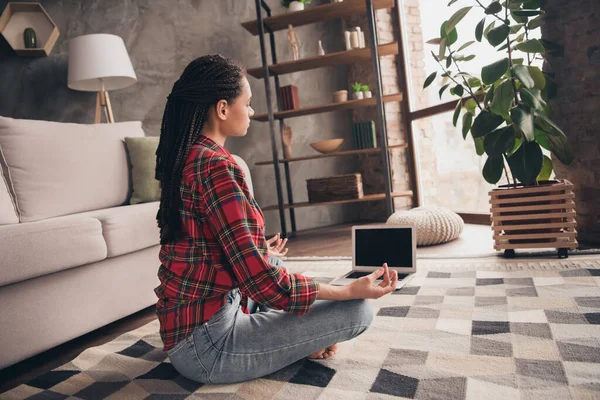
[
  {"x1": 352, "y1": 82, "x2": 364, "y2": 100},
  {"x1": 423, "y1": 0, "x2": 576, "y2": 258},
  {"x1": 281, "y1": 0, "x2": 310, "y2": 12},
  {"x1": 361, "y1": 84, "x2": 372, "y2": 99}
]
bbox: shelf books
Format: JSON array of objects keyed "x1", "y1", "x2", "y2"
[
  {"x1": 352, "y1": 120, "x2": 377, "y2": 149},
  {"x1": 277, "y1": 85, "x2": 300, "y2": 111}
]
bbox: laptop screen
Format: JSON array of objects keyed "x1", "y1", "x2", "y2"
[{"x1": 355, "y1": 227, "x2": 414, "y2": 268}]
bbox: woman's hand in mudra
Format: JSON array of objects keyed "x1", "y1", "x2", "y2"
[
  {"x1": 267, "y1": 233, "x2": 288, "y2": 258},
  {"x1": 348, "y1": 263, "x2": 398, "y2": 299}
]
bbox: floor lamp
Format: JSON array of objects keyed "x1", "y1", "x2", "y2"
[{"x1": 67, "y1": 34, "x2": 137, "y2": 123}]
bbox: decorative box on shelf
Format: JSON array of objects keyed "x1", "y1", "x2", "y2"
[
  {"x1": 352, "y1": 120, "x2": 377, "y2": 149},
  {"x1": 0, "y1": 2, "x2": 59, "y2": 56},
  {"x1": 277, "y1": 85, "x2": 300, "y2": 111},
  {"x1": 307, "y1": 173, "x2": 364, "y2": 203}
]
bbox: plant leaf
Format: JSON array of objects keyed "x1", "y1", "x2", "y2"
[
  {"x1": 474, "y1": 136, "x2": 485, "y2": 156},
  {"x1": 508, "y1": 137, "x2": 523, "y2": 156},
  {"x1": 537, "y1": 155, "x2": 553, "y2": 181},
  {"x1": 490, "y1": 80, "x2": 514, "y2": 119},
  {"x1": 448, "y1": 0, "x2": 459, "y2": 5},
  {"x1": 523, "y1": 0, "x2": 541, "y2": 8},
  {"x1": 512, "y1": 65, "x2": 535, "y2": 88},
  {"x1": 511, "y1": 11, "x2": 529, "y2": 24},
  {"x1": 546, "y1": 131, "x2": 574, "y2": 165},
  {"x1": 535, "y1": 113, "x2": 565, "y2": 137},
  {"x1": 471, "y1": 110, "x2": 504, "y2": 138},
  {"x1": 535, "y1": 129, "x2": 550, "y2": 151},
  {"x1": 446, "y1": 55, "x2": 452, "y2": 68},
  {"x1": 481, "y1": 58, "x2": 509, "y2": 84},
  {"x1": 423, "y1": 72, "x2": 437, "y2": 89},
  {"x1": 439, "y1": 38, "x2": 447, "y2": 60},
  {"x1": 426, "y1": 38, "x2": 442, "y2": 45},
  {"x1": 511, "y1": 106, "x2": 535, "y2": 142},
  {"x1": 485, "y1": 1, "x2": 502, "y2": 14},
  {"x1": 440, "y1": 22, "x2": 458, "y2": 45},
  {"x1": 527, "y1": 66, "x2": 546, "y2": 90},
  {"x1": 527, "y1": 15, "x2": 543, "y2": 29},
  {"x1": 513, "y1": 9, "x2": 542, "y2": 16},
  {"x1": 468, "y1": 77, "x2": 481, "y2": 87},
  {"x1": 439, "y1": 83, "x2": 450, "y2": 99},
  {"x1": 507, "y1": 140, "x2": 543, "y2": 185},
  {"x1": 465, "y1": 98, "x2": 478, "y2": 112},
  {"x1": 520, "y1": 88, "x2": 546, "y2": 110},
  {"x1": 484, "y1": 125, "x2": 516, "y2": 156},
  {"x1": 510, "y1": 23, "x2": 525, "y2": 34},
  {"x1": 516, "y1": 39, "x2": 545, "y2": 53},
  {"x1": 453, "y1": 99, "x2": 462, "y2": 127},
  {"x1": 457, "y1": 40, "x2": 475, "y2": 52},
  {"x1": 484, "y1": 84, "x2": 495, "y2": 106},
  {"x1": 483, "y1": 21, "x2": 496, "y2": 39},
  {"x1": 508, "y1": 142, "x2": 544, "y2": 185},
  {"x1": 475, "y1": 18, "x2": 486, "y2": 42},
  {"x1": 462, "y1": 55, "x2": 476, "y2": 61},
  {"x1": 483, "y1": 156, "x2": 504, "y2": 184},
  {"x1": 487, "y1": 24, "x2": 510, "y2": 47},
  {"x1": 446, "y1": 7, "x2": 472, "y2": 34},
  {"x1": 452, "y1": 84, "x2": 464, "y2": 97},
  {"x1": 462, "y1": 112, "x2": 473, "y2": 139}
]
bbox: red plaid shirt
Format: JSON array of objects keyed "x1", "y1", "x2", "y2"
[{"x1": 155, "y1": 135, "x2": 319, "y2": 351}]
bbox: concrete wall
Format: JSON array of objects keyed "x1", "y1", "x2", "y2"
[
  {"x1": 0, "y1": 0, "x2": 360, "y2": 237},
  {"x1": 541, "y1": 0, "x2": 600, "y2": 245}
]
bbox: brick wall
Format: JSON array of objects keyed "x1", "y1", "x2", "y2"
[
  {"x1": 345, "y1": 6, "x2": 420, "y2": 221},
  {"x1": 541, "y1": 0, "x2": 600, "y2": 245}
]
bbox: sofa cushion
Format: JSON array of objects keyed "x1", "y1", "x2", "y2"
[
  {"x1": 0, "y1": 117, "x2": 144, "y2": 222},
  {"x1": 0, "y1": 162, "x2": 18, "y2": 225},
  {"x1": 77, "y1": 202, "x2": 160, "y2": 258},
  {"x1": 0, "y1": 215, "x2": 107, "y2": 287},
  {"x1": 125, "y1": 136, "x2": 160, "y2": 205}
]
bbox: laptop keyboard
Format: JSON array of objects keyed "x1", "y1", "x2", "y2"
[{"x1": 346, "y1": 271, "x2": 410, "y2": 280}]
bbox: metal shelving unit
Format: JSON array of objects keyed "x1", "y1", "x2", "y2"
[{"x1": 245, "y1": 0, "x2": 414, "y2": 238}]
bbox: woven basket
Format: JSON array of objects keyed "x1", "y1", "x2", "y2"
[{"x1": 307, "y1": 173, "x2": 363, "y2": 203}]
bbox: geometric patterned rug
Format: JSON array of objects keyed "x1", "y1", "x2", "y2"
[{"x1": 3, "y1": 255, "x2": 600, "y2": 400}]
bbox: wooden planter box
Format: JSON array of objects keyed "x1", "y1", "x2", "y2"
[
  {"x1": 307, "y1": 173, "x2": 363, "y2": 203},
  {"x1": 490, "y1": 179, "x2": 577, "y2": 258}
]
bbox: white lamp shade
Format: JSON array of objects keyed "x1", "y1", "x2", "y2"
[{"x1": 68, "y1": 34, "x2": 137, "y2": 92}]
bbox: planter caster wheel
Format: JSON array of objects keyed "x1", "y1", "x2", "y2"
[
  {"x1": 558, "y1": 248, "x2": 569, "y2": 259},
  {"x1": 504, "y1": 249, "x2": 516, "y2": 259}
]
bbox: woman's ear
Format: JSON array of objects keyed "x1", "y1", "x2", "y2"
[{"x1": 216, "y1": 100, "x2": 228, "y2": 121}]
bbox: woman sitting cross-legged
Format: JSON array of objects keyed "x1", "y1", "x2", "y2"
[{"x1": 154, "y1": 54, "x2": 399, "y2": 385}]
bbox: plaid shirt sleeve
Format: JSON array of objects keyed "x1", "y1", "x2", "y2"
[{"x1": 197, "y1": 157, "x2": 319, "y2": 315}]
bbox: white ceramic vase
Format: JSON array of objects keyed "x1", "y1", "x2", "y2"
[
  {"x1": 289, "y1": 1, "x2": 304, "y2": 11},
  {"x1": 363, "y1": 91, "x2": 372, "y2": 98},
  {"x1": 353, "y1": 91, "x2": 364, "y2": 100}
]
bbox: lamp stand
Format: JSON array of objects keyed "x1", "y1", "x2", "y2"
[{"x1": 94, "y1": 89, "x2": 114, "y2": 123}]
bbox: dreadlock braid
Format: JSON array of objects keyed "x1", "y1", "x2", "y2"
[{"x1": 156, "y1": 54, "x2": 245, "y2": 244}]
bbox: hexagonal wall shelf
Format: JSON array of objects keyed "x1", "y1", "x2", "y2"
[{"x1": 0, "y1": 2, "x2": 59, "y2": 56}]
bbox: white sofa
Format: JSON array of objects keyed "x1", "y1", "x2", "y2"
[{"x1": 0, "y1": 117, "x2": 253, "y2": 369}]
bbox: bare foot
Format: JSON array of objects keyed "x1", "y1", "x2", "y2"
[{"x1": 308, "y1": 344, "x2": 339, "y2": 360}]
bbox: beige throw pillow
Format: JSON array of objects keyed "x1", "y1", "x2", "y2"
[{"x1": 125, "y1": 137, "x2": 161, "y2": 205}]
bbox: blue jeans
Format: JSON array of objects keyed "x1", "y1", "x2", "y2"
[{"x1": 167, "y1": 257, "x2": 374, "y2": 384}]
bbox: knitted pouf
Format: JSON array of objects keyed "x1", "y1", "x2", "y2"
[{"x1": 386, "y1": 205, "x2": 464, "y2": 246}]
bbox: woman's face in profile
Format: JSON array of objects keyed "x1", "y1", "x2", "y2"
[{"x1": 224, "y1": 76, "x2": 254, "y2": 137}]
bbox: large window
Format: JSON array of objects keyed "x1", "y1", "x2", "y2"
[
  {"x1": 399, "y1": 0, "x2": 542, "y2": 213},
  {"x1": 412, "y1": 111, "x2": 504, "y2": 213}
]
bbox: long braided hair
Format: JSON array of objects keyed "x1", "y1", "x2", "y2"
[{"x1": 155, "y1": 54, "x2": 245, "y2": 245}]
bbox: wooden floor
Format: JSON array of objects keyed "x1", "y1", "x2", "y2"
[{"x1": 0, "y1": 222, "x2": 492, "y2": 393}]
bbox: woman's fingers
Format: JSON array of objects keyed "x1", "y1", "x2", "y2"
[
  {"x1": 277, "y1": 238, "x2": 288, "y2": 251},
  {"x1": 378, "y1": 263, "x2": 391, "y2": 287}
]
